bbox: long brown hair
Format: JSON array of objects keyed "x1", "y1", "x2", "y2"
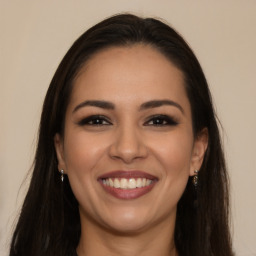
[{"x1": 10, "y1": 14, "x2": 234, "y2": 256}]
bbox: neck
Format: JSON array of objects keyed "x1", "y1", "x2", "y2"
[{"x1": 77, "y1": 215, "x2": 177, "y2": 256}]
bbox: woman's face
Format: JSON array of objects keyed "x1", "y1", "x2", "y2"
[{"x1": 55, "y1": 44, "x2": 207, "y2": 234}]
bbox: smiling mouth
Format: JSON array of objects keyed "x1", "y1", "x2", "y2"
[
  {"x1": 102, "y1": 177, "x2": 153, "y2": 189},
  {"x1": 98, "y1": 171, "x2": 158, "y2": 200}
]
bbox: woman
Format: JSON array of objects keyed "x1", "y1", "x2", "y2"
[{"x1": 10, "y1": 14, "x2": 234, "y2": 256}]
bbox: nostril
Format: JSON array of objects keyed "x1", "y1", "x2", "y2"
[{"x1": 108, "y1": 134, "x2": 148, "y2": 163}]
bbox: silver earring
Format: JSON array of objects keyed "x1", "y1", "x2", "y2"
[
  {"x1": 60, "y1": 169, "x2": 64, "y2": 182},
  {"x1": 192, "y1": 170, "x2": 199, "y2": 187}
]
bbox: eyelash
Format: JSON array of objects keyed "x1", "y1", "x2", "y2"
[
  {"x1": 144, "y1": 115, "x2": 178, "y2": 126},
  {"x1": 77, "y1": 114, "x2": 178, "y2": 127},
  {"x1": 77, "y1": 115, "x2": 112, "y2": 126}
]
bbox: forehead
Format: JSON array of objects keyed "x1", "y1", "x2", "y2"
[{"x1": 69, "y1": 44, "x2": 190, "y2": 111}]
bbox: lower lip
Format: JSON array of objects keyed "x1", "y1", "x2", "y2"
[{"x1": 99, "y1": 181, "x2": 157, "y2": 200}]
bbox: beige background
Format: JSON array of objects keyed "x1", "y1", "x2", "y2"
[{"x1": 1, "y1": 1, "x2": 256, "y2": 255}]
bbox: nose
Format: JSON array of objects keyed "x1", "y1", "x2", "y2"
[{"x1": 109, "y1": 125, "x2": 148, "y2": 164}]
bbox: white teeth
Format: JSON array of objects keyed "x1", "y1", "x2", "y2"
[
  {"x1": 102, "y1": 177, "x2": 153, "y2": 189},
  {"x1": 146, "y1": 179, "x2": 151, "y2": 186},
  {"x1": 136, "y1": 178, "x2": 142, "y2": 188},
  {"x1": 127, "y1": 178, "x2": 136, "y2": 189},
  {"x1": 120, "y1": 178, "x2": 128, "y2": 189},
  {"x1": 113, "y1": 178, "x2": 120, "y2": 188},
  {"x1": 109, "y1": 178, "x2": 114, "y2": 187}
]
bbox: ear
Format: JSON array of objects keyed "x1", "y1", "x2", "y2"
[
  {"x1": 189, "y1": 128, "x2": 208, "y2": 176},
  {"x1": 54, "y1": 133, "x2": 67, "y2": 173}
]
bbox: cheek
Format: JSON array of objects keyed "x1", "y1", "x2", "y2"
[
  {"x1": 62, "y1": 131, "x2": 109, "y2": 203},
  {"x1": 62, "y1": 131, "x2": 110, "y2": 210},
  {"x1": 63, "y1": 131, "x2": 107, "y2": 173},
  {"x1": 151, "y1": 131, "x2": 194, "y2": 175},
  {"x1": 144, "y1": 131, "x2": 194, "y2": 217}
]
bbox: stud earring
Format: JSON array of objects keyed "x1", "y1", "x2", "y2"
[
  {"x1": 60, "y1": 169, "x2": 64, "y2": 182},
  {"x1": 192, "y1": 170, "x2": 199, "y2": 187}
]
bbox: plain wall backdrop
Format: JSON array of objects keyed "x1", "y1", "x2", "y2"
[{"x1": 1, "y1": 1, "x2": 256, "y2": 255}]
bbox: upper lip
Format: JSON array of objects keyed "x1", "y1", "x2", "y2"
[{"x1": 98, "y1": 170, "x2": 158, "y2": 180}]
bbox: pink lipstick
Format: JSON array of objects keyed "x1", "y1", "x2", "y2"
[{"x1": 98, "y1": 171, "x2": 158, "y2": 200}]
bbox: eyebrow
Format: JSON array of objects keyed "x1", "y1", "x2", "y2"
[
  {"x1": 72, "y1": 99, "x2": 184, "y2": 114},
  {"x1": 139, "y1": 100, "x2": 184, "y2": 113},
  {"x1": 73, "y1": 100, "x2": 115, "y2": 113}
]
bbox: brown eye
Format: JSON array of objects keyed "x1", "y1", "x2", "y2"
[
  {"x1": 145, "y1": 115, "x2": 178, "y2": 126},
  {"x1": 78, "y1": 115, "x2": 112, "y2": 126}
]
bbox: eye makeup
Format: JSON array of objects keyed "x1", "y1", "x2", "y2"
[
  {"x1": 77, "y1": 115, "x2": 112, "y2": 126},
  {"x1": 144, "y1": 114, "x2": 179, "y2": 126}
]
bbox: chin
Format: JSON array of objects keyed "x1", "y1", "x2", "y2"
[
  {"x1": 98, "y1": 207, "x2": 153, "y2": 234},
  {"x1": 105, "y1": 220, "x2": 151, "y2": 235}
]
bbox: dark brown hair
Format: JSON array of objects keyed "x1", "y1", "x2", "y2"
[{"x1": 10, "y1": 14, "x2": 233, "y2": 256}]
